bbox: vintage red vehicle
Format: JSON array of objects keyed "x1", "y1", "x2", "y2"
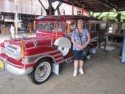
[{"x1": 0, "y1": 15, "x2": 98, "y2": 84}]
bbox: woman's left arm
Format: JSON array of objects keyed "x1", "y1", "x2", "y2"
[{"x1": 81, "y1": 30, "x2": 91, "y2": 48}]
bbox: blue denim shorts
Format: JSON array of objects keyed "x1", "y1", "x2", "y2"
[{"x1": 73, "y1": 50, "x2": 86, "y2": 61}]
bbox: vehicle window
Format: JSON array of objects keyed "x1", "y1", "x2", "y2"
[
  {"x1": 38, "y1": 23, "x2": 64, "y2": 32},
  {"x1": 38, "y1": 24, "x2": 44, "y2": 30},
  {"x1": 52, "y1": 23, "x2": 64, "y2": 32},
  {"x1": 84, "y1": 23, "x2": 89, "y2": 29},
  {"x1": 38, "y1": 23, "x2": 50, "y2": 31},
  {"x1": 91, "y1": 23, "x2": 95, "y2": 31},
  {"x1": 58, "y1": 23, "x2": 64, "y2": 32},
  {"x1": 50, "y1": 23, "x2": 54, "y2": 30},
  {"x1": 44, "y1": 24, "x2": 50, "y2": 31}
]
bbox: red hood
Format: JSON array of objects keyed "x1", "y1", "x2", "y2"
[{"x1": 4, "y1": 37, "x2": 53, "y2": 48}]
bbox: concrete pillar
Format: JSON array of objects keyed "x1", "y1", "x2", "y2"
[{"x1": 14, "y1": 13, "x2": 18, "y2": 34}]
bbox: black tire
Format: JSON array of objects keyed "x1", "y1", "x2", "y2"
[{"x1": 28, "y1": 59, "x2": 52, "y2": 84}]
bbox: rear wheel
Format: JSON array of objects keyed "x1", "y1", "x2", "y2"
[{"x1": 28, "y1": 60, "x2": 51, "y2": 84}]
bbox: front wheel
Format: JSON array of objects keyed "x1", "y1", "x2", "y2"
[{"x1": 28, "y1": 60, "x2": 52, "y2": 84}]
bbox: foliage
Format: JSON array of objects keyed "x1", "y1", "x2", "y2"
[{"x1": 91, "y1": 11, "x2": 125, "y2": 22}]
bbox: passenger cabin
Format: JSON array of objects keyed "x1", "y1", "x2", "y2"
[{"x1": 35, "y1": 15, "x2": 99, "y2": 49}]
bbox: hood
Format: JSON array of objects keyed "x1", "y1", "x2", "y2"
[{"x1": 4, "y1": 37, "x2": 52, "y2": 48}]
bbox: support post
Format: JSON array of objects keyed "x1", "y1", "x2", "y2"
[{"x1": 121, "y1": 30, "x2": 125, "y2": 64}]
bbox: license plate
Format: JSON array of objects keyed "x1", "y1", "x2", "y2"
[{"x1": 0, "y1": 61, "x2": 4, "y2": 69}]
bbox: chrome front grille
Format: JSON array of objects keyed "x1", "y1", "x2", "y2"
[{"x1": 4, "y1": 42, "x2": 21, "y2": 60}]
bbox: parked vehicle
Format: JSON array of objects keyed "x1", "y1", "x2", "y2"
[{"x1": 0, "y1": 15, "x2": 98, "y2": 84}]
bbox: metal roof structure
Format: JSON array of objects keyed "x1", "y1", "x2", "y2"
[{"x1": 50, "y1": 0, "x2": 125, "y2": 12}]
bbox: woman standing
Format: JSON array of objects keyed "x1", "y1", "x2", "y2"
[
  {"x1": 10, "y1": 24, "x2": 15, "y2": 39},
  {"x1": 71, "y1": 19, "x2": 90, "y2": 76}
]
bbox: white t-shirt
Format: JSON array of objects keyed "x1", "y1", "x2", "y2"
[{"x1": 10, "y1": 26, "x2": 14, "y2": 33}]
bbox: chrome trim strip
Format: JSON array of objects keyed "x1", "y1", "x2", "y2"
[
  {"x1": 34, "y1": 54, "x2": 57, "y2": 64},
  {"x1": 25, "y1": 50, "x2": 59, "y2": 58},
  {"x1": 53, "y1": 53, "x2": 62, "y2": 57},
  {"x1": 23, "y1": 50, "x2": 61, "y2": 64},
  {"x1": 55, "y1": 57, "x2": 63, "y2": 61},
  {"x1": 23, "y1": 54, "x2": 57, "y2": 64},
  {"x1": 57, "y1": 57, "x2": 73, "y2": 64}
]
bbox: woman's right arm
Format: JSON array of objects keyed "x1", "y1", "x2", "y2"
[
  {"x1": 71, "y1": 31, "x2": 77, "y2": 46},
  {"x1": 71, "y1": 31, "x2": 81, "y2": 48},
  {"x1": 71, "y1": 38, "x2": 78, "y2": 46}
]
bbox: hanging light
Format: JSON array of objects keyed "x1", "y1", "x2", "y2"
[
  {"x1": 21, "y1": 38, "x2": 25, "y2": 59},
  {"x1": 34, "y1": 13, "x2": 36, "y2": 31},
  {"x1": 72, "y1": 3, "x2": 74, "y2": 16},
  {"x1": 29, "y1": 22, "x2": 32, "y2": 35}
]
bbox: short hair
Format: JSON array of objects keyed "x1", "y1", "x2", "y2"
[{"x1": 77, "y1": 19, "x2": 83, "y2": 23}]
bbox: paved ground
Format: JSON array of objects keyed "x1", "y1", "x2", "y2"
[{"x1": 0, "y1": 34, "x2": 125, "y2": 94}]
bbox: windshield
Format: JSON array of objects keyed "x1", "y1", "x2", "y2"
[
  {"x1": 37, "y1": 22, "x2": 64, "y2": 32},
  {"x1": 38, "y1": 23, "x2": 49, "y2": 31}
]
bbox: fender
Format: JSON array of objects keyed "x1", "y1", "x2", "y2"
[{"x1": 23, "y1": 46, "x2": 64, "y2": 64}]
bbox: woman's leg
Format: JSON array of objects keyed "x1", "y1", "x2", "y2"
[
  {"x1": 73, "y1": 60, "x2": 79, "y2": 76},
  {"x1": 73, "y1": 50, "x2": 80, "y2": 76},
  {"x1": 79, "y1": 60, "x2": 83, "y2": 69},
  {"x1": 79, "y1": 51, "x2": 85, "y2": 74},
  {"x1": 79, "y1": 60, "x2": 84, "y2": 74},
  {"x1": 74, "y1": 60, "x2": 79, "y2": 71}
]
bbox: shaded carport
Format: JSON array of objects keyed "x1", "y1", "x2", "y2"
[{"x1": 46, "y1": 0, "x2": 125, "y2": 63}]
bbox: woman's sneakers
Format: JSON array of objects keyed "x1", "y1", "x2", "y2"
[
  {"x1": 73, "y1": 70, "x2": 77, "y2": 76},
  {"x1": 73, "y1": 69, "x2": 84, "y2": 76},
  {"x1": 79, "y1": 69, "x2": 84, "y2": 74}
]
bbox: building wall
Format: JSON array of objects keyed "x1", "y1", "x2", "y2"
[{"x1": 0, "y1": 0, "x2": 43, "y2": 15}]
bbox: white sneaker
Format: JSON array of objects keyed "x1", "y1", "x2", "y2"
[
  {"x1": 79, "y1": 69, "x2": 84, "y2": 74},
  {"x1": 73, "y1": 70, "x2": 77, "y2": 76}
]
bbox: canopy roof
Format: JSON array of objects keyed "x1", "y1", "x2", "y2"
[{"x1": 51, "y1": 0, "x2": 125, "y2": 12}]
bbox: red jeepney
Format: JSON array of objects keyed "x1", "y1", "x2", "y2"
[{"x1": 0, "y1": 15, "x2": 98, "y2": 84}]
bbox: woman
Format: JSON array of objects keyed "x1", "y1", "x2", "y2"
[
  {"x1": 71, "y1": 19, "x2": 90, "y2": 76},
  {"x1": 10, "y1": 24, "x2": 15, "y2": 39}
]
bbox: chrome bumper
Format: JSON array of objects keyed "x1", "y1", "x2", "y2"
[{"x1": 0, "y1": 56, "x2": 33, "y2": 75}]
